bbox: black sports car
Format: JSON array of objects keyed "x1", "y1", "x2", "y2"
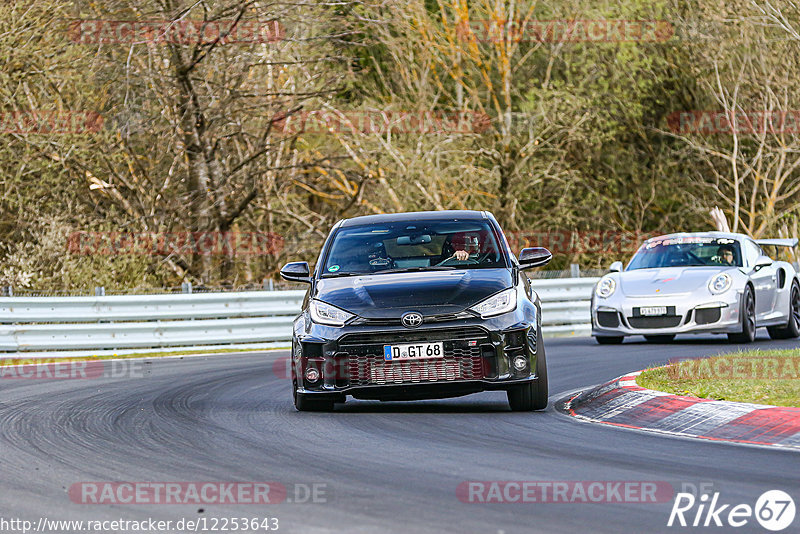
[{"x1": 280, "y1": 210, "x2": 552, "y2": 411}]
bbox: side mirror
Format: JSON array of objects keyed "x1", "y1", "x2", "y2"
[
  {"x1": 609, "y1": 261, "x2": 624, "y2": 273},
  {"x1": 280, "y1": 261, "x2": 312, "y2": 283},
  {"x1": 519, "y1": 247, "x2": 552, "y2": 270},
  {"x1": 754, "y1": 255, "x2": 773, "y2": 271}
]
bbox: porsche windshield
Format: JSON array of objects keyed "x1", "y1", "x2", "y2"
[
  {"x1": 627, "y1": 237, "x2": 743, "y2": 270},
  {"x1": 322, "y1": 220, "x2": 507, "y2": 276}
]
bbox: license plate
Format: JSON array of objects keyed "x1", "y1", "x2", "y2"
[
  {"x1": 640, "y1": 306, "x2": 668, "y2": 316},
  {"x1": 383, "y1": 342, "x2": 444, "y2": 361}
]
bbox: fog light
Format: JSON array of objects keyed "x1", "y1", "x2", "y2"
[
  {"x1": 305, "y1": 367, "x2": 320, "y2": 382},
  {"x1": 512, "y1": 355, "x2": 528, "y2": 371}
]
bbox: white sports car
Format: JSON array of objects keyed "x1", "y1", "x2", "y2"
[{"x1": 591, "y1": 232, "x2": 800, "y2": 344}]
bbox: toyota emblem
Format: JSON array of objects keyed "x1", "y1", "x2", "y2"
[{"x1": 401, "y1": 312, "x2": 423, "y2": 328}]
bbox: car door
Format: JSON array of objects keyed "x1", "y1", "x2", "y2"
[{"x1": 743, "y1": 239, "x2": 777, "y2": 317}]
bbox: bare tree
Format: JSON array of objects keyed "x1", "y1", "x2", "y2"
[
  {"x1": 69, "y1": 0, "x2": 357, "y2": 282},
  {"x1": 664, "y1": 0, "x2": 800, "y2": 238}
]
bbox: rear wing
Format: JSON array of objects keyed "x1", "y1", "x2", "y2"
[{"x1": 756, "y1": 238, "x2": 799, "y2": 248}]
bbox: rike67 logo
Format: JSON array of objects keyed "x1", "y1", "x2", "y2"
[{"x1": 668, "y1": 490, "x2": 795, "y2": 531}]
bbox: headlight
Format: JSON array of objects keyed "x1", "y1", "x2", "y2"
[
  {"x1": 309, "y1": 300, "x2": 354, "y2": 327},
  {"x1": 708, "y1": 273, "x2": 732, "y2": 295},
  {"x1": 469, "y1": 288, "x2": 517, "y2": 318},
  {"x1": 596, "y1": 277, "x2": 617, "y2": 298}
]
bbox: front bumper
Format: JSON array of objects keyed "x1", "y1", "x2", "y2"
[
  {"x1": 292, "y1": 309, "x2": 541, "y2": 400},
  {"x1": 591, "y1": 290, "x2": 742, "y2": 337}
]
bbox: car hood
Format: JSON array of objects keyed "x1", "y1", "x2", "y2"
[
  {"x1": 314, "y1": 268, "x2": 513, "y2": 318},
  {"x1": 620, "y1": 266, "x2": 736, "y2": 297}
]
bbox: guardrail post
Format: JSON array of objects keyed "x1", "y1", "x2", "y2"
[
  {"x1": 182, "y1": 281, "x2": 193, "y2": 294},
  {"x1": 263, "y1": 278, "x2": 274, "y2": 291},
  {"x1": 2, "y1": 285, "x2": 11, "y2": 297},
  {"x1": 95, "y1": 286, "x2": 105, "y2": 296},
  {"x1": 570, "y1": 263, "x2": 580, "y2": 278}
]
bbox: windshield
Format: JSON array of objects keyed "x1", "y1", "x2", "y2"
[
  {"x1": 321, "y1": 219, "x2": 507, "y2": 276},
  {"x1": 627, "y1": 236, "x2": 742, "y2": 270}
]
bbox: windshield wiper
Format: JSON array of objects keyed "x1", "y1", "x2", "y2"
[
  {"x1": 320, "y1": 271, "x2": 362, "y2": 278},
  {"x1": 372, "y1": 266, "x2": 456, "y2": 274},
  {"x1": 322, "y1": 266, "x2": 458, "y2": 277}
]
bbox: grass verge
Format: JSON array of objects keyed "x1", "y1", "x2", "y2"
[{"x1": 636, "y1": 349, "x2": 800, "y2": 408}]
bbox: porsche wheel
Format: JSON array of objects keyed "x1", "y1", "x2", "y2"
[
  {"x1": 767, "y1": 281, "x2": 800, "y2": 340},
  {"x1": 728, "y1": 285, "x2": 756, "y2": 343}
]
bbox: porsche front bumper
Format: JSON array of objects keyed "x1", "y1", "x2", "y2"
[{"x1": 591, "y1": 290, "x2": 743, "y2": 337}]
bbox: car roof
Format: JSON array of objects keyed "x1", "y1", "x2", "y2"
[
  {"x1": 339, "y1": 210, "x2": 489, "y2": 227},
  {"x1": 645, "y1": 231, "x2": 749, "y2": 243}
]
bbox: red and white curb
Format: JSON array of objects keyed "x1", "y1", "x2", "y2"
[{"x1": 564, "y1": 371, "x2": 800, "y2": 451}]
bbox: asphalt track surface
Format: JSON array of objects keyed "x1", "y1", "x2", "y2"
[{"x1": 1, "y1": 333, "x2": 798, "y2": 534}]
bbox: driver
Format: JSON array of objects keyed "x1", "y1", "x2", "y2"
[
  {"x1": 717, "y1": 244, "x2": 736, "y2": 266},
  {"x1": 438, "y1": 232, "x2": 480, "y2": 264}
]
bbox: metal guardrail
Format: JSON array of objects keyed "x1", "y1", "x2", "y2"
[
  {"x1": 531, "y1": 277, "x2": 597, "y2": 337},
  {"x1": 0, "y1": 292, "x2": 305, "y2": 357},
  {"x1": 0, "y1": 279, "x2": 597, "y2": 357}
]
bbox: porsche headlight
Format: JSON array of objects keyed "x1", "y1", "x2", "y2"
[
  {"x1": 469, "y1": 288, "x2": 517, "y2": 318},
  {"x1": 708, "y1": 273, "x2": 732, "y2": 295},
  {"x1": 596, "y1": 277, "x2": 617, "y2": 299},
  {"x1": 309, "y1": 300, "x2": 354, "y2": 327}
]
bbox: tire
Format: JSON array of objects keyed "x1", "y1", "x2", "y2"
[
  {"x1": 507, "y1": 328, "x2": 548, "y2": 411},
  {"x1": 595, "y1": 335, "x2": 624, "y2": 345},
  {"x1": 767, "y1": 281, "x2": 800, "y2": 340},
  {"x1": 293, "y1": 379, "x2": 335, "y2": 412},
  {"x1": 728, "y1": 285, "x2": 756, "y2": 343},
  {"x1": 644, "y1": 335, "x2": 675, "y2": 343}
]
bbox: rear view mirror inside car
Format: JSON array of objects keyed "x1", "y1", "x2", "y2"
[{"x1": 397, "y1": 234, "x2": 432, "y2": 245}]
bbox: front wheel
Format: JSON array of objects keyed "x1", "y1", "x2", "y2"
[
  {"x1": 507, "y1": 331, "x2": 548, "y2": 411},
  {"x1": 293, "y1": 379, "x2": 335, "y2": 412},
  {"x1": 767, "y1": 281, "x2": 800, "y2": 339},
  {"x1": 728, "y1": 285, "x2": 756, "y2": 343}
]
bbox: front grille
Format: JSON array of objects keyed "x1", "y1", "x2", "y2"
[
  {"x1": 695, "y1": 307, "x2": 721, "y2": 325},
  {"x1": 338, "y1": 326, "x2": 488, "y2": 346},
  {"x1": 347, "y1": 347, "x2": 484, "y2": 386},
  {"x1": 627, "y1": 316, "x2": 683, "y2": 329},
  {"x1": 338, "y1": 326, "x2": 490, "y2": 386},
  {"x1": 351, "y1": 312, "x2": 472, "y2": 326},
  {"x1": 597, "y1": 311, "x2": 620, "y2": 328}
]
